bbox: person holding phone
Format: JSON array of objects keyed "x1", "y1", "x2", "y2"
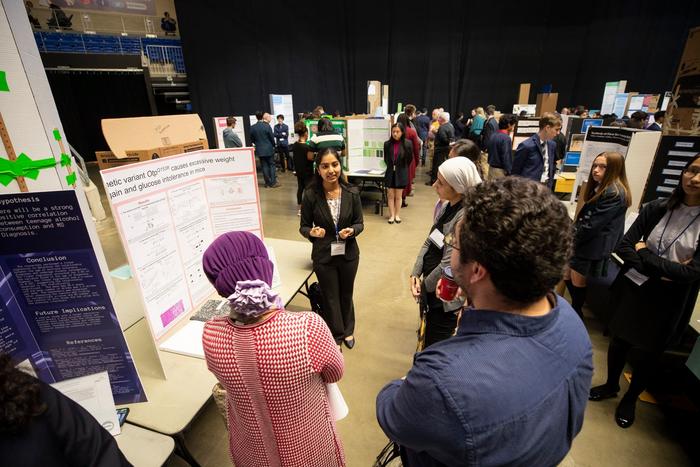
[
  {"x1": 588, "y1": 154, "x2": 700, "y2": 429},
  {"x1": 409, "y1": 157, "x2": 481, "y2": 349},
  {"x1": 564, "y1": 151, "x2": 631, "y2": 319},
  {"x1": 201, "y1": 232, "x2": 346, "y2": 466},
  {"x1": 300, "y1": 148, "x2": 364, "y2": 349}
]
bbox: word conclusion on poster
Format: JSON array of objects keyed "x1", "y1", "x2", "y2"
[{"x1": 0, "y1": 191, "x2": 145, "y2": 404}]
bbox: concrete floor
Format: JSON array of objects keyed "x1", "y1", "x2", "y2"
[{"x1": 89, "y1": 163, "x2": 695, "y2": 467}]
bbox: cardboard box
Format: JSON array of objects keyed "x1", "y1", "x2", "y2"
[
  {"x1": 535, "y1": 93, "x2": 558, "y2": 116},
  {"x1": 666, "y1": 27, "x2": 700, "y2": 135},
  {"x1": 95, "y1": 139, "x2": 208, "y2": 171},
  {"x1": 518, "y1": 83, "x2": 531, "y2": 104},
  {"x1": 102, "y1": 114, "x2": 208, "y2": 158}
]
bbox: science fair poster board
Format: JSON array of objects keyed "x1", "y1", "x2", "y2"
[
  {"x1": 213, "y1": 116, "x2": 246, "y2": 148},
  {"x1": 306, "y1": 118, "x2": 349, "y2": 169},
  {"x1": 269, "y1": 94, "x2": 295, "y2": 135},
  {"x1": 346, "y1": 118, "x2": 391, "y2": 172},
  {"x1": 100, "y1": 148, "x2": 262, "y2": 342},
  {"x1": 512, "y1": 117, "x2": 540, "y2": 150},
  {"x1": 601, "y1": 81, "x2": 619, "y2": 115},
  {"x1": 0, "y1": 190, "x2": 146, "y2": 404},
  {"x1": 641, "y1": 136, "x2": 700, "y2": 205},
  {"x1": 572, "y1": 127, "x2": 661, "y2": 210}
]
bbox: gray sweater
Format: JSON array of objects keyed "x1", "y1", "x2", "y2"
[{"x1": 411, "y1": 203, "x2": 465, "y2": 312}]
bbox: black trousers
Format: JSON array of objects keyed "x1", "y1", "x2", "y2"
[
  {"x1": 423, "y1": 291, "x2": 458, "y2": 348},
  {"x1": 430, "y1": 147, "x2": 448, "y2": 183},
  {"x1": 314, "y1": 255, "x2": 359, "y2": 343},
  {"x1": 277, "y1": 146, "x2": 292, "y2": 170},
  {"x1": 604, "y1": 336, "x2": 661, "y2": 399}
]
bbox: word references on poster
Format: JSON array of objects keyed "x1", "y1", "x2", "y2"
[{"x1": 0, "y1": 191, "x2": 145, "y2": 404}]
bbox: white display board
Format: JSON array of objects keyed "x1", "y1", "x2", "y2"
[
  {"x1": 571, "y1": 127, "x2": 661, "y2": 210},
  {"x1": 212, "y1": 116, "x2": 246, "y2": 148},
  {"x1": 600, "y1": 81, "x2": 619, "y2": 115},
  {"x1": 346, "y1": 118, "x2": 391, "y2": 172},
  {"x1": 269, "y1": 94, "x2": 295, "y2": 136},
  {"x1": 512, "y1": 104, "x2": 536, "y2": 116},
  {"x1": 100, "y1": 148, "x2": 262, "y2": 340}
]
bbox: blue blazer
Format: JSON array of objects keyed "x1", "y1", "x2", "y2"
[
  {"x1": 249, "y1": 121, "x2": 275, "y2": 157},
  {"x1": 274, "y1": 123, "x2": 289, "y2": 147},
  {"x1": 512, "y1": 133, "x2": 557, "y2": 187}
]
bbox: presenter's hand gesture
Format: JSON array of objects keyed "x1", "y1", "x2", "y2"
[
  {"x1": 338, "y1": 227, "x2": 354, "y2": 240},
  {"x1": 310, "y1": 226, "x2": 326, "y2": 238},
  {"x1": 410, "y1": 276, "x2": 421, "y2": 300}
]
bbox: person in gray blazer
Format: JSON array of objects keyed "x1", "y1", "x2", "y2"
[{"x1": 410, "y1": 157, "x2": 481, "y2": 349}]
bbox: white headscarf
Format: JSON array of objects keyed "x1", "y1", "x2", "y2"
[{"x1": 438, "y1": 157, "x2": 482, "y2": 195}]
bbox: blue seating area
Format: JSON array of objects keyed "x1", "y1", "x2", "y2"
[{"x1": 34, "y1": 32, "x2": 185, "y2": 73}]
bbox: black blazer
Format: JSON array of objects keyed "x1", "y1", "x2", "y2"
[
  {"x1": 573, "y1": 185, "x2": 627, "y2": 259},
  {"x1": 300, "y1": 185, "x2": 364, "y2": 264},
  {"x1": 383, "y1": 139, "x2": 413, "y2": 187}
]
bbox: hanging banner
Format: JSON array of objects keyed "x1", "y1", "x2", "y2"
[{"x1": 0, "y1": 190, "x2": 146, "y2": 404}]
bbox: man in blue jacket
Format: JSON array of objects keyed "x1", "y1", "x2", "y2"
[
  {"x1": 511, "y1": 112, "x2": 561, "y2": 188},
  {"x1": 274, "y1": 114, "x2": 292, "y2": 172},
  {"x1": 415, "y1": 108, "x2": 431, "y2": 166},
  {"x1": 376, "y1": 177, "x2": 593, "y2": 467},
  {"x1": 250, "y1": 111, "x2": 279, "y2": 188},
  {"x1": 485, "y1": 113, "x2": 517, "y2": 179}
]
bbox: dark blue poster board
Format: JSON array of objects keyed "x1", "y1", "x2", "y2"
[{"x1": 0, "y1": 191, "x2": 145, "y2": 404}]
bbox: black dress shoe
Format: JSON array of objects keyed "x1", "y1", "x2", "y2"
[
  {"x1": 343, "y1": 337, "x2": 355, "y2": 349},
  {"x1": 615, "y1": 397, "x2": 636, "y2": 428},
  {"x1": 589, "y1": 384, "x2": 619, "y2": 401}
]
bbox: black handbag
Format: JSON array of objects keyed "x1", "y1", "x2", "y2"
[{"x1": 308, "y1": 281, "x2": 324, "y2": 316}]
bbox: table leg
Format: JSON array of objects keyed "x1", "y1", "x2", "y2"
[{"x1": 173, "y1": 432, "x2": 202, "y2": 467}]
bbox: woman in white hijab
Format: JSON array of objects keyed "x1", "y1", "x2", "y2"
[{"x1": 409, "y1": 157, "x2": 482, "y2": 349}]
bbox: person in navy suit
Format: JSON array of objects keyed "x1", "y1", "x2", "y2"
[
  {"x1": 250, "y1": 111, "x2": 279, "y2": 188},
  {"x1": 647, "y1": 110, "x2": 665, "y2": 131},
  {"x1": 512, "y1": 112, "x2": 562, "y2": 188}
]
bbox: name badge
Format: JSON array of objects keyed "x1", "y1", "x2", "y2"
[
  {"x1": 624, "y1": 267, "x2": 649, "y2": 286},
  {"x1": 331, "y1": 241, "x2": 346, "y2": 256},
  {"x1": 429, "y1": 229, "x2": 445, "y2": 248}
]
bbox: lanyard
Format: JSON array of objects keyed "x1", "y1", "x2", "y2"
[
  {"x1": 330, "y1": 192, "x2": 341, "y2": 241},
  {"x1": 657, "y1": 209, "x2": 700, "y2": 257}
]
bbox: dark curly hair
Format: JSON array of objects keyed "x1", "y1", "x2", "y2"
[
  {"x1": 0, "y1": 353, "x2": 46, "y2": 434},
  {"x1": 458, "y1": 177, "x2": 573, "y2": 305}
]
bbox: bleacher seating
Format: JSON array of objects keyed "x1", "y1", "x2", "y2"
[{"x1": 34, "y1": 31, "x2": 186, "y2": 73}]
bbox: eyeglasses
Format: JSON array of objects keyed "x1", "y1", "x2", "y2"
[
  {"x1": 684, "y1": 166, "x2": 700, "y2": 177},
  {"x1": 444, "y1": 232, "x2": 460, "y2": 250}
]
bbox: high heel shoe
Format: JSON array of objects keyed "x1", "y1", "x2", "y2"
[
  {"x1": 589, "y1": 384, "x2": 619, "y2": 401},
  {"x1": 343, "y1": 337, "x2": 355, "y2": 349}
]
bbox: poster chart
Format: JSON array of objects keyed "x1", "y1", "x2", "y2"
[
  {"x1": 346, "y1": 118, "x2": 391, "y2": 172},
  {"x1": 212, "y1": 116, "x2": 246, "y2": 148},
  {"x1": 612, "y1": 93, "x2": 630, "y2": 117},
  {"x1": 269, "y1": 94, "x2": 295, "y2": 136},
  {"x1": 100, "y1": 148, "x2": 262, "y2": 341},
  {"x1": 305, "y1": 118, "x2": 349, "y2": 169},
  {"x1": 571, "y1": 127, "x2": 633, "y2": 202},
  {"x1": 512, "y1": 117, "x2": 540, "y2": 150},
  {"x1": 641, "y1": 136, "x2": 699, "y2": 204},
  {"x1": 0, "y1": 191, "x2": 145, "y2": 404},
  {"x1": 601, "y1": 81, "x2": 619, "y2": 115}
]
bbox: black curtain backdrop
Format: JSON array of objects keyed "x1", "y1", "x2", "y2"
[
  {"x1": 47, "y1": 70, "x2": 152, "y2": 161},
  {"x1": 175, "y1": 0, "x2": 700, "y2": 146}
]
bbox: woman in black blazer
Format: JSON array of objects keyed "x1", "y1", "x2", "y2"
[
  {"x1": 589, "y1": 153, "x2": 700, "y2": 429},
  {"x1": 300, "y1": 148, "x2": 364, "y2": 349},
  {"x1": 383, "y1": 123, "x2": 413, "y2": 224},
  {"x1": 565, "y1": 151, "x2": 631, "y2": 319}
]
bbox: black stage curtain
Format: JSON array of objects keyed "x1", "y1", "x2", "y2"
[
  {"x1": 47, "y1": 70, "x2": 152, "y2": 161},
  {"x1": 175, "y1": 0, "x2": 700, "y2": 146}
]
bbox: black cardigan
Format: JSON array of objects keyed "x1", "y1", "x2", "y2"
[
  {"x1": 613, "y1": 198, "x2": 700, "y2": 345},
  {"x1": 299, "y1": 184, "x2": 364, "y2": 264}
]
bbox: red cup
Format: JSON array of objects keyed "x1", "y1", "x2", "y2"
[{"x1": 437, "y1": 266, "x2": 459, "y2": 301}]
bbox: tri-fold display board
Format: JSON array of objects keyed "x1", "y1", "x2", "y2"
[{"x1": 100, "y1": 148, "x2": 262, "y2": 343}]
